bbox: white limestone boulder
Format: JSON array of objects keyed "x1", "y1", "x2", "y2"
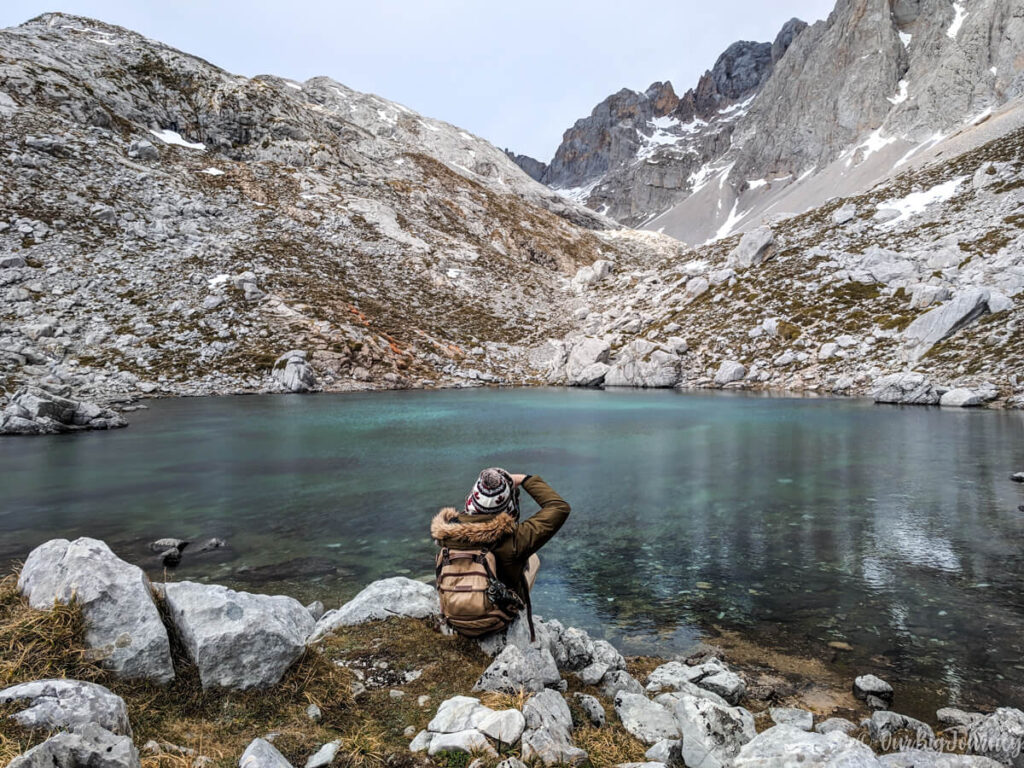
[
  {"x1": 312, "y1": 577, "x2": 439, "y2": 639},
  {"x1": 1, "y1": 679, "x2": 131, "y2": 737},
  {"x1": 162, "y1": 581, "x2": 314, "y2": 690},
  {"x1": 18, "y1": 538, "x2": 173, "y2": 683}
]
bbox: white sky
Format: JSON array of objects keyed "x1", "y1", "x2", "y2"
[{"x1": 0, "y1": 1, "x2": 836, "y2": 160}]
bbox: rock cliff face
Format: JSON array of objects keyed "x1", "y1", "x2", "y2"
[
  {"x1": 521, "y1": 0, "x2": 1024, "y2": 244},
  {"x1": 0, "y1": 12, "x2": 661, "y2": 411},
  {"x1": 512, "y1": 19, "x2": 806, "y2": 227}
]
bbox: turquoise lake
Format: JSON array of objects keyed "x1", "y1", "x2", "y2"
[{"x1": 2, "y1": 388, "x2": 1024, "y2": 714}]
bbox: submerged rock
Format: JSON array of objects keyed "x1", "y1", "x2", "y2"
[
  {"x1": 162, "y1": 581, "x2": 314, "y2": 690},
  {"x1": 18, "y1": 538, "x2": 173, "y2": 683},
  {"x1": 854, "y1": 674, "x2": 894, "y2": 705}
]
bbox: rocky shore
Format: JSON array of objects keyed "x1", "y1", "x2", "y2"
[{"x1": 2, "y1": 537, "x2": 1023, "y2": 768}]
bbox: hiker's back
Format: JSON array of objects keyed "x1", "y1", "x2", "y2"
[{"x1": 431, "y1": 469, "x2": 571, "y2": 639}]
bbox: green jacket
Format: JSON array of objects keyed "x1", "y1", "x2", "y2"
[{"x1": 430, "y1": 475, "x2": 571, "y2": 603}]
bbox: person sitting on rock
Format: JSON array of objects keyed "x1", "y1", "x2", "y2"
[{"x1": 431, "y1": 468, "x2": 570, "y2": 641}]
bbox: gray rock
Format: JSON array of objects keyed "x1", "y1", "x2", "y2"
[
  {"x1": 18, "y1": 538, "x2": 173, "y2": 682},
  {"x1": 671, "y1": 695, "x2": 756, "y2": 768},
  {"x1": 524, "y1": 688, "x2": 573, "y2": 733},
  {"x1": 9, "y1": 723, "x2": 141, "y2": 768},
  {"x1": 770, "y1": 706, "x2": 814, "y2": 731},
  {"x1": 940, "y1": 388, "x2": 983, "y2": 407},
  {"x1": 566, "y1": 337, "x2": 611, "y2": 385},
  {"x1": 880, "y1": 750, "x2": 1004, "y2": 767},
  {"x1": 699, "y1": 669, "x2": 745, "y2": 705},
  {"x1": 162, "y1": 581, "x2": 314, "y2": 690},
  {"x1": 613, "y1": 692, "x2": 680, "y2": 744},
  {"x1": 573, "y1": 692, "x2": 606, "y2": 727},
  {"x1": 478, "y1": 708, "x2": 526, "y2": 744},
  {"x1": 272, "y1": 350, "x2": 316, "y2": 393},
  {"x1": 965, "y1": 707, "x2": 1024, "y2": 766},
  {"x1": 599, "y1": 669, "x2": 646, "y2": 698},
  {"x1": 727, "y1": 227, "x2": 775, "y2": 269},
  {"x1": 0, "y1": 254, "x2": 27, "y2": 268},
  {"x1": 935, "y1": 707, "x2": 983, "y2": 728},
  {"x1": 872, "y1": 372, "x2": 939, "y2": 405},
  {"x1": 428, "y1": 729, "x2": 495, "y2": 757},
  {"x1": 832, "y1": 203, "x2": 857, "y2": 225},
  {"x1": 496, "y1": 759, "x2": 528, "y2": 768},
  {"x1": 521, "y1": 690, "x2": 586, "y2": 765},
  {"x1": 521, "y1": 728, "x2": 587, "y2": 766},
  {"x1": 408, "y1": 730, "x2": 432, "y2": 752},
  {"x1": 733, "y1": 724, "x2": 880, "y2": 768},
  {"x1": 653, "y1": 685, "x2": 730, "y2": 709},
  {"x1": 645, "y1": 661, "x2": 703, "y2": 692},
  {"x1": 714, "y1": 361, "x2": 746, "y2": 386},
  {"x1": 1, "y1": 679, "x2": 131, "y2": 737},
  {"x1": 604, "y1": 340, "x2": 682, "y2": 388},
  {"x1": 304, "y1": 741, "x2": 339, "y2": 768},
  {"x1": 239, "y1": 737, "x2": 294, "y2": 768},
  {"x1": 128, "y1": 139, "x2": 159, "y2": 161},
  {"x1": 312, "y1": 577, "x2": 439, "y2": 638},
  {"x1": 1, "y1": 387, "x2": 127, "y2": 435},
  {"x1": 305, "y1": 703, "x2": 322, "y2": 722},
  {"x1": 815, "y1": 717, "x2": 858, "y2": 735},
  {"x1": 866, "y1": 711, "x2": 933, "y2": 742},
  {"x1": 305, "y1": 601, "x2": 325, "y2": 621},
  {"x1": 644, "y1": 739, "x2": 679, "y2": 763},
  {"x1": 473, "y1": 644, "x2": 561, "y2": 693},
  {"x1": 902, "y1": 290, "x2": 991, "y2": 362},
  {"x1": 427, "y1": 696, "x2": 493, "y2": 733},
  {"x1": 854, "y1": 674, "x2": 894, "y2": 703}
]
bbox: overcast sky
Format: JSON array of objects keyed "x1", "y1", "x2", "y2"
[{"x1": 1, "y1": 1, "x2": 836, "y2": 160}]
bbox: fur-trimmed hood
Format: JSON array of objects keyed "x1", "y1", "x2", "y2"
[{"x1": 430, "y1": 506, "x2": 517, "y2": 545}]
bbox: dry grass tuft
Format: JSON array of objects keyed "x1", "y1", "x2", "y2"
[
  {"x1": 0, "y1": 570, "x2": 104, "y2": 687},
  {"x1": 571, "y1": 721, "x2": 648, "y2": 766}
]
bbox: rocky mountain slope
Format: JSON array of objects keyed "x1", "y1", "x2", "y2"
[
  {"x1": 0, "y1": 12, "x2": 682, "y2": 428},
  {"x1": 0, "y1": 10, "x2": 1022, "y2": 435},
  {"x1": 519, "y1": 0, "x2": 1024, "y2": 245}
]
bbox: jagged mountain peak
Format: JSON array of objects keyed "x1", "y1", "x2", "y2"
[{"x1": 512, "y1": 0, "x2": 1023, "y2": 244}]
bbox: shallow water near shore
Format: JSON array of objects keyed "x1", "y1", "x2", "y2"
[{"x1": 3, "y1": 387, "x2": 1024, "y2": 716}]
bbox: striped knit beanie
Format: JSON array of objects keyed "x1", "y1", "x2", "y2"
[{"x1": 465, "y1": 467, "x2": 519, "y2": 518}]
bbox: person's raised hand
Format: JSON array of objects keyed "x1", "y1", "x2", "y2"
[{"x1": 509, "y1": 473, "x2": 527, "y2": 487}]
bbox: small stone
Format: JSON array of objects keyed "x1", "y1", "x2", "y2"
[
  {"x1": 828, "y1": 641, "x2": 853, "y2": 651},
  {"x1": 815, "y1": 717, "x2": 858, "y2": 735},
  {"x1": 770, "y1": 706, "x2": 814, "y2": 731},
  {"x1": 305, "y1": 703, "x2": 322, "y2": 722},
  {"x1": 573, "y1": 692, "x2": 606, "y2": 727},
  {"x1": 304, "y1": 740, "x2": 339, "y2": 768},
  {"x1": 477, "y1": 708, "x2": 526, "y2": 744},
  {"x1": 853, "y1": 674, "x2": 894, "y2": 704},
  {"x1": 389, "y1": 689, "x2": 405, "y2": 700}
]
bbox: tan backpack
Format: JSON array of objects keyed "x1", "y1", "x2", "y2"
[{"x1": 435, "y1": 547, "x2": 523, "y2": 637}]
